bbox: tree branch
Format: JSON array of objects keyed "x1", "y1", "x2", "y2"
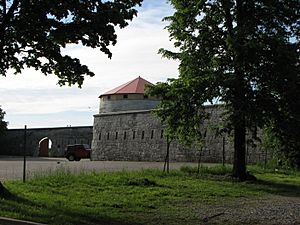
[
  {"x1": 1, "y1": 0, "x2": 19, "y2": 60},
  {"x1": 2, "y1": 0, "x2": 6, "y2": 16},
  {"x1": 1, "y1": 0, "x2": 19, "y2": 30}
]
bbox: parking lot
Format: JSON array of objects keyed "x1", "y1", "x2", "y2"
[{"x1": 0, "y1": 156, "x2": 199, "y2": 181}]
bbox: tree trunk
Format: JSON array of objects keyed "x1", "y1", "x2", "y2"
[
  {"x1": 231, "y1": 0, "x2": 247, "y2": 181},
  {"x1": 232, "y1": 115, "x2": 247, "y2": 181}
]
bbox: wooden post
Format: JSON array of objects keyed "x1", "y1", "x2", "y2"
[
  {"x1": 23, "y1": 125, "x2": 27, "y2": 183},
  {"x1": 197, "y1": 147, "x2": 203, "y2": 174},
  {"x1": 163, "y1": 137, "x2": 171, "y2": 173},
  {"x1": 222, "y1": 137, "x2": 225, "y2": 166},
  {"x1": 264, "y1": 148, "x2": 268, "y2": 169}
]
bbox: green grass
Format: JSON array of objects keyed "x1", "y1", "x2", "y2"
[{"x1": 0, "y1": 165, "x2": 299, "y2": 225}]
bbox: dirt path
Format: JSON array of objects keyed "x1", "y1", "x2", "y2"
[{"x1": 193, "y1": 196, "x2": 300, "y2": 225}]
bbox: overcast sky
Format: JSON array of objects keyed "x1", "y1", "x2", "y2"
[{"x1": 0, "y1": 0, "x2": 179, "y2": 129}]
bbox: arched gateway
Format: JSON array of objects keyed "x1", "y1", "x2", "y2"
[{"x1": 0, "y1": 126, "x2": 93, "y2": 157}]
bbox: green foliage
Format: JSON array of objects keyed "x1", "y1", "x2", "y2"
[
  {"x1": 148, "y1": 0, "x2": 300, "y2": 177},
  {"x1": 0, "y1": 0, "x2": 142, "y2": 86},
  {"x1": 270, "y1": 121, "x2": 300, "y2": 169},
  {"x1": 262, "y1": 125, "x2": 300, "y2": 169},
  {"x1": 0, "y1": 168, "x2": 299, "y2": 224},
  {"x1": 0, "y1": 106, "x2": 7, "y2": 135},
  {"x1": 261, "y1": 126, "x2": 282, "y2": 157},
  {"x1": 261, "y1": 126, "x2": 289, "y2": 168},
  {"x1": 148, "y1": 79, "x2": 211, "y2": 146}
]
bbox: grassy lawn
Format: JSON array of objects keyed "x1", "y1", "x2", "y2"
[{"x1": 0, "y1": 165, "x2": 299, "y2": 225}]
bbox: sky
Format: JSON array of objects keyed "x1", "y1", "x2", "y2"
[{"x1": 0, "y1": 0, "x2": 179, "y2": 129}]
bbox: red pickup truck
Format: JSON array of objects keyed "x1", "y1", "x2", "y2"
[{"x1": 65, "y1": 144, "x2": 91, "y2": 161}]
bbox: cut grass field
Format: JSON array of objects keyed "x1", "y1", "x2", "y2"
[{"x1": 0, "y1": 165, "x2": 299, "y2": 225}]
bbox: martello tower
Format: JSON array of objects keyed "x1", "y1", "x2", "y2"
[
  {"x1": 99, "y1": 76, "x2": 160, "y2": 113},
  {"x1": 91, "y1": 76, "x2": 166, "y2": 161}
]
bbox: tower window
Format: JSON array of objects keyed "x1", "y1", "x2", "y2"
[
  {"x1": 99, "y1": 133, "x2": 101, "y2": 140},
  {"x1": 151, "y1": 130, "x2": 154, "y2": 139},
  {"x1": 124, "y1": 131, "x2": 127, "y2": 140},
  {"x1": 107, "y1": 132, "x2": 110, "y2": 140},
  {"x1": 115, "y1": 132, "x2": 118, "y2": 139},
  {"x1": 161, "y1": 130, "x2": 164, "y2": 139},
  {"x1": 133, "y1": 131, "x2": 136, "y2": 139}
]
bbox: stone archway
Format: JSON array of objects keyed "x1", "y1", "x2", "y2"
[{"x1": 38, "y1": 137, "x2": 52, "y2": 157}]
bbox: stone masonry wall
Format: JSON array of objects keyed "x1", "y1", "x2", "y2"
[
  {"x1": 91, "y1": 106, "x2": 266, "y2": 163},
  {"x1": 92, "y1": 110, "x2": 165, "y2": 161},
  {"x1": 0, "y1": 126, "x2": 93, "y2": 156},
  {"x1": 100, "y1": 99, "x2": 160, "y2": 113}
]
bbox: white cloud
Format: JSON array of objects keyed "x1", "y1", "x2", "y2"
[{"x1": 0, "y1": 0, "x2": 179, "y2": 128}]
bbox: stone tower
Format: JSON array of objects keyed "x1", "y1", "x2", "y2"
[
  {"x1": 99, "y1": 76, "x2": 160, "y2": 113},
  {"x1": 91, "y1": 77, "x2": 167, "y2": 161}
]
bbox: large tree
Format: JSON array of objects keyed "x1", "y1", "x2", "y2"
[
  {"x1": 0, "y1": 0, "x2": 142, "y2": 86},
  {"x1": 0, "y1": 106, "x2": 8, "y2": 195},
  {"x1": 148, "y1": 0, "x2": 299, "y2": 180}
]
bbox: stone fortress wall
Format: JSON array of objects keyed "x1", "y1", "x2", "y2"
[
  {"x1": 91, "y1": 77, "x2": 267, "y2": 164},
  {"x1": 0, "y1": 108, "x2": 267, "y2": 163},
  {"x1": 0, "y1": 126, "x2": 93, "y2": 156},
  {"x1": 91, "y1": 105, "x2": 267, "y2": 164}
]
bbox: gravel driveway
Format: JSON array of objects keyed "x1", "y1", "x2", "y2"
[{"x1": 195, "y1": 196, "x2": 300, "y2": 225}]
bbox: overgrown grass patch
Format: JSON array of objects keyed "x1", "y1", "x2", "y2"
[
  {"x1": 0, "y1": 166, "x2": 299, "y2": 225},
  {"x1": 180, "y1": 164, "x2": 232, "y2": 177}
]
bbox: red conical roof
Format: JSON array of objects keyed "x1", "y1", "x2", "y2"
[{"x1": 100, "y1": 76, "x2": 153, "y2": 97}]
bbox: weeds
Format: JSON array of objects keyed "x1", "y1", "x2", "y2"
[{"x1": 180, "y1": 164, "x2": 232, "y2": 176}]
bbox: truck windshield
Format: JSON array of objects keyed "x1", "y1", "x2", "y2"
[{"x1": 83, "y1": 144, "x2": 90, "y2": 149}]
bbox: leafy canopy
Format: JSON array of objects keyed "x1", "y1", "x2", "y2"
[
  {"x1": 0, "y1": 0, "x2": 142, "y2": 86},
  {"x1": 0, "y1": 106, "x2": 7, "y2": 135},
  {"x1": 148, "y1": 0, "x2": 299, "y2": 169}
]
